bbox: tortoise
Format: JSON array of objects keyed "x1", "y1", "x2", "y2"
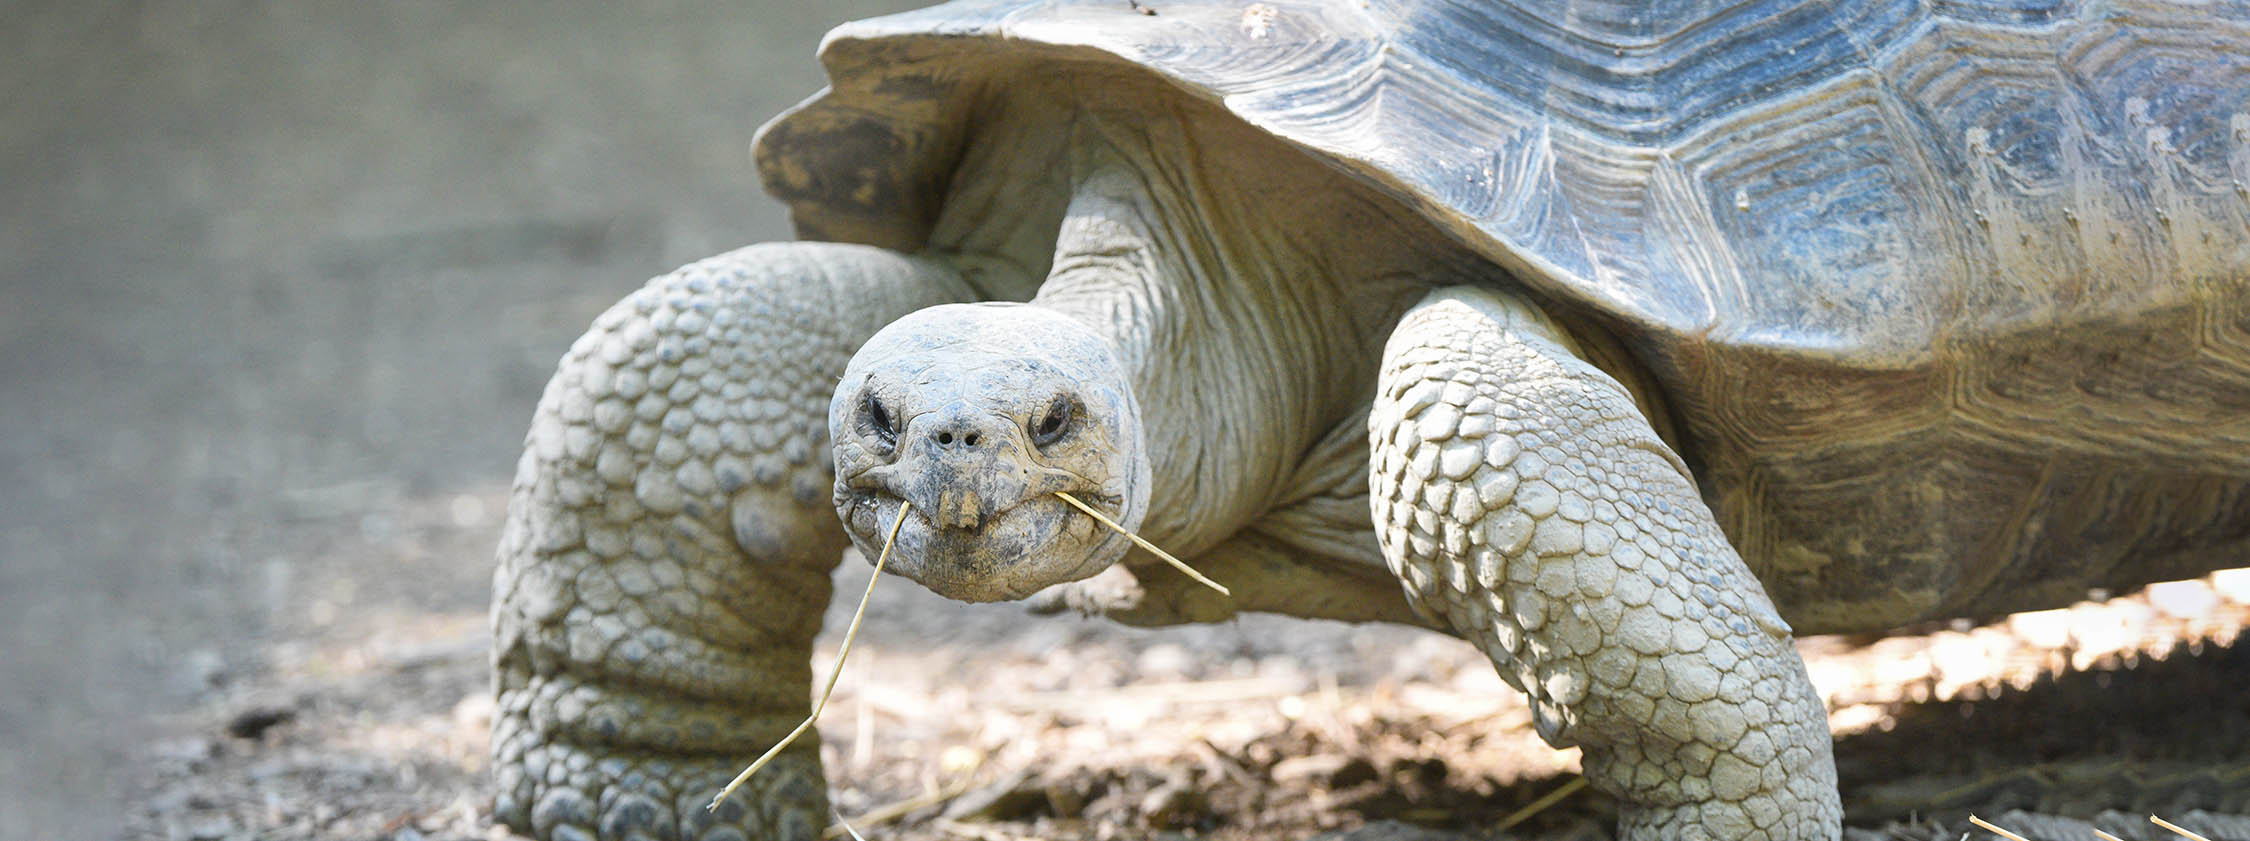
[{"x1": 488, "y1": 0, "x2": 2250, "y2": 837}]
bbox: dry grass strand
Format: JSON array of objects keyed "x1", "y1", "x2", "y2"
[
  {"x1": 1493, "y1": 776, "x2": 1588, "y2": 832},
  {"x1": 2152, "y1": 816, "x2": 2213, "y2": 841},
  {"x1": 1052, "y1": 491, "x2": 1229, "y2": 596},
  {"x1": 709, "y1": 501, "x2": 912, "y2": 811},
  {"x1": 821, "y1": 763, "x2": 987, "y2": 840},
  {"x1": 1967, "y1": 814, "x2": 2030, "y2": 841}
]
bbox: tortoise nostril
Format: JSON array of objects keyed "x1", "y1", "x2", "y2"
[{"x1": 932, "y1": 428, "x2": 984, "y2": 448}]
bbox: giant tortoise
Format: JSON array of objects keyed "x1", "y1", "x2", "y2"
[{"x1": 488, "y1": 0, "x2": 2250, "y2": 838}]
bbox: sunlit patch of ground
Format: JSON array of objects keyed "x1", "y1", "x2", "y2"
[{"x1": 1807, "y1": 570, "x2": 2250, "y2": 732}]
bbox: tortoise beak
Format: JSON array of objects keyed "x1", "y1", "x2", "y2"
[
  {"x1": 930, "y1": 487, "x2": 986, "y2": 530},
  {"x1": 890, "y1": 404, "x2": 1031, "y2": 531},
  {"x1": 840, "y1": 403, "x2": 1112, "y2": 601}
]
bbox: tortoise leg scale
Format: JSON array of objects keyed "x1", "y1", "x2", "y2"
[
  {"x1": 489, "y1": 243, "x2": 974, "y2": 841},
  {"x1": 1370, "y1": 286, "x2": 1843, "y2": 841}
]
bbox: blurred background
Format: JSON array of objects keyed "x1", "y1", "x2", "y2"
[
  {"x1": 0, "y1": 2, "x2": 924, "y2": 837},
  {"x1": 8, "y1": 4, "x2": 2248, "y2": 841}
]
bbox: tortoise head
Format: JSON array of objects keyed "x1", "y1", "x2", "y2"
[{"x1": 828, "y1": 302, "x2": 1150, "y2": 602}]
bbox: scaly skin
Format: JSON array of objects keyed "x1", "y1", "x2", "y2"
[
  {"x1": 491, "y1": 242, "x2": 974, "y2": 841},
  {"x1": 1371, "y1": 287, "x2": 1842, "y2": 841}
]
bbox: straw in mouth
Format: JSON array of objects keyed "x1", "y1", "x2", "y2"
[{"x1": 1051, "y1": 491, "x2": 1230, "y2": 596}]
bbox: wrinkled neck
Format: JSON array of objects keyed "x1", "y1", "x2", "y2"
[
  {"x1": 1029, "y1": 151, "x2": 1369, "y2": 558},
  {"x1": 1029, "y1": 171, "x2": 1173, "y2": 382}
]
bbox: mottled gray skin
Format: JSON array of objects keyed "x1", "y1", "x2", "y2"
[
  {"x1": 829, "y1": 303, "x2": 1150, "y2": 602},
  {"x1": 489, "y1": 244, "x2": 979, "y2": 841},
  {"x1": 1370, "y1": 291, "x2": 1835, "y2": 838}
]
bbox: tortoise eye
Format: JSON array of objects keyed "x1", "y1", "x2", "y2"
[
  {"x1": 863, "y1": 393, "x2": 897, "y2": 445},
  {"x1": 1031, "y1": 399, "x2": 1073, "y2": 447}
]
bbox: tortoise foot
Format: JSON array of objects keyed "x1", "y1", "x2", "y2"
[{"x1": 494, "y1": 736, "x2": 825, "y2": 841}]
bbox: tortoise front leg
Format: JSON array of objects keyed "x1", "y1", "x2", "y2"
[
  {"x1": 490, "y1": 243, "x2": 976, "y2": 841},
  {"x1": 1369, "y1": 287, "x2": 1841, "y2": 841}
]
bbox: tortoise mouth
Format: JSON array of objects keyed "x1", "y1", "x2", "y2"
[{"x1": 839, "y1": 488, "x2": 1122, "y2": 602}]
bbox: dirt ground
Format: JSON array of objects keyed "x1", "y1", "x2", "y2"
[
  {"x1": 116, "y1": 518, "x2": 2250, "y2": 841},
  {"x1": 99, "y1": 494, "x2": 2250, "y2": 841},
  {"x1": 7, "y1": 4, "x2": 2250, "y2": 841}
]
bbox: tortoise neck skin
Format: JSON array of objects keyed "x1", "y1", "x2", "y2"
[
  {"x1": 1026, "y1": 138, "x2": 1400, "y2": 560},
  {"x1": 1022, "y1": 122, "x2": 1685, "y2": 562}
]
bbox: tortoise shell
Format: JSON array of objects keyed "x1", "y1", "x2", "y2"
[{"x1": 755, "y1": 0, "x2": 2250, "y2": 632}]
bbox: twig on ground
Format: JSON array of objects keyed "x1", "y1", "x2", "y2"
[
  {"x1": 1493, "y1": 776, "x2": 1588, "y2": 832},
  {"x1": 821, "y1": 756, "x2": 990, "y2": 840},
  {"x1": 1195, "y1": 737, "x2": 1266, "y2": 791},
  {"x1": 935, "y1": 819, "x2": 1046, "y2": 841}
]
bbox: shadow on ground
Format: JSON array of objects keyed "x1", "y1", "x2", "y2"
[{"x1": 1836, "y1": 637, "x2": 2250, "y2": 822}]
